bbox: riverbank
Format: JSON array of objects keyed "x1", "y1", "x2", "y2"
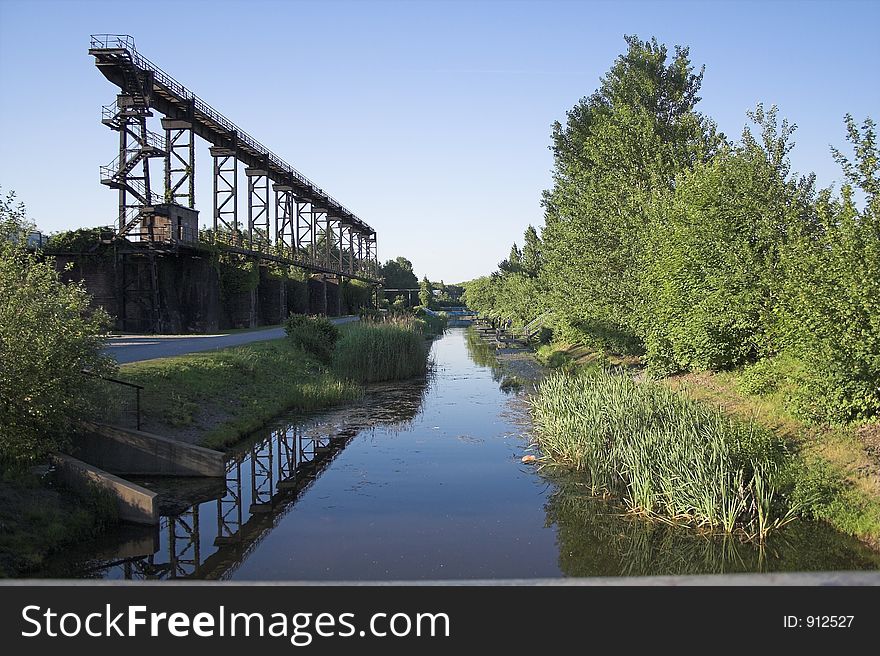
[
  {"x1": 531, "y1": 341, "x2": 880, "y2": 549},
  {"x1": 116, "y1": 316, "x2": 442, "y2": 451},
  {"x1": 0, "y1": 470, "x2": 118, "y2": 577},
  {"x1": 3, "y1": 317, "x2": 439, "y2": 577},
  {"x1": 119, "y1": 339, "x2": 363, "y2": 450}
]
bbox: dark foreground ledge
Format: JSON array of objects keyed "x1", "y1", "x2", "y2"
[{"x1": 2, "y1": 571, "x2": 878, "y2": 586}]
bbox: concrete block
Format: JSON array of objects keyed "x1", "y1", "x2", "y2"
[
  {"x1": 74, "y1": 422, "x2": 226, "y2": 477},
  {"x1": 50, "y1": 453, "x2": 158, "y2": 525}
]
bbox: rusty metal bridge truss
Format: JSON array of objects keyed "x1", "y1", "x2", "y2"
[{"x1": 89, "y1": 34, "x2": 379, "y2": 283}]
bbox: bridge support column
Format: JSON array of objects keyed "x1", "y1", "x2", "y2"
[
  {"x1": 216, "y1": 460, "x2": 242, "y2": 545},
  {"x1": 246, "y1": 167, "x2": 270, "y2": 249},
  {"x1": 355, "y1": 232, "x2": 364, "y2": 277},
  {"x1": 211, "y1": 146, "x2": 238, "y2": 243},
  {"x1": 162, "y1": 115, "x2": 195, "y2": 212},
  {"x1": 297, "y1": 201, "x2": 317, "y2": 265},
  {"x1": 364, "y1": 233, "x2": 378, "y2": 279},
  {"x1": 274, "y1": 185, "x2": 295, "y2": 258},
  {"x1": 346, "y1": 227, "x2": 355, "y2": 275},
  {"x1": 321, "y1": 212, "x2": 338, "y2": 271},
  {"x1": 249, "y1": 438, "x2": 274, "y2": 514},
  {"x1": 311, "y1": 207, "x2": 327, "y2": 266}
]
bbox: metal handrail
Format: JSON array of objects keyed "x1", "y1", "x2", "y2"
[
  {"x1": 81, "y1": 369, "x2": 143, "y2": 430},
  {"x1": 99, "y1": 166, "x2": 163, "y2": 206},
  {"x1": 90, "y1": 34, "x2": 367, "y2": 228}
]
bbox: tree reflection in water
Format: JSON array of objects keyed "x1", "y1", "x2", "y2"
[{"x1": 545, "y1": 474, "x2": 880, "y2": 576}]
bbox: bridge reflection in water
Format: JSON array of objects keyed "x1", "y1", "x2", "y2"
[{"x1": 80, "y1": 380, "x2": 430, "y2": 581}]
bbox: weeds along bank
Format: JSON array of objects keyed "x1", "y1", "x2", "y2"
[
  {"x1": 527, "y1": 356, "x2": 880, "y2": 547},
  {"x1": 119, "y1": 312, "x2": 440, "y2": 450},
  {"x1": 531, "y1": 370, "x2": 799, "y2": 539},
  {"x1": 333, "y1": 314, "x2": 435, "y2": 384}
]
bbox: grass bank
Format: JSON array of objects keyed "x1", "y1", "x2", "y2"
[
  {"x1": 532, "y1": 342, "x2": 880, "y2": 547},
  {"x1": 118, "y1": 314, "x2": 437, "y2": 451},
  {"x1": 120, "y1": 340, "x2": 362, "y2": 450},
  {"x1": 0, "y1": 469, "x2": 117, "y2": 577}
]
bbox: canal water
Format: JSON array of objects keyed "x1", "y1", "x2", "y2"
[{"x1": 45, "y1": 327, "x2": 880, "y2": 579}]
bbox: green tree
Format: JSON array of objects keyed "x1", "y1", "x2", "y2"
[
  {"x1": 542, "y1": 35, "x2": 719, "y2": 352},
  {"x1": 520, "y1": 225, "x2": 543, "y2": 278},
  {"x1": 418, "y1": 276, "x2": 434, "y2": 307},
  {"x1": 1, "y1": 190, "x2": 115, "y2": 465},
  {"x1": 777, "y1": 116, "x2": 880, "y2": 421},
  {"x1": 462, "y1": 276, "x2": 498, "y2": 317},
  {"x1": 380, "y1": 256, "x2": 418, "y2": 289},
  {"x1": 642, "y1": 105, "x2": 814, "y2": 374},
  {"x1": 498, "y1": 243, "x2": 522, "y2": 275}
]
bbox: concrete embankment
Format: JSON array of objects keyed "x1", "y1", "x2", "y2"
[
  {"x1": 50, "y1": 453, "x2": 158, "y2": 525},
  {"x1": 74, "y1": 422, "x2": 225, "y2": 477}
]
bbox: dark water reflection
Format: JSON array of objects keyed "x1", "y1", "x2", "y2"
[
  {"x1": 44, "y1": 328, "x2": 880, "y2": 579},
  {"x1": 546, "y1": 477, "x2": 880, "y2": 576}
]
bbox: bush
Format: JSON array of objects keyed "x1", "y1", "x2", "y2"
[
  {"x1": 46, "y1": 227, "x2": 113, "y2": 254},
  {"x1": 774, "y1": 117, "x2": 880, "y2": 422},
  {"x1": 1, "y1": 191, "x2": 115, "y2": 466},
  {"x1": 283, "y1": 314, "x2": 340, "y2": 363}
]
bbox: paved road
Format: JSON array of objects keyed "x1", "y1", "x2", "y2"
[{"x1": 104, "y1": 316, "x2": 360, "y2": 364}]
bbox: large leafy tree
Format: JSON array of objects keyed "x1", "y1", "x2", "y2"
[
  {"x1": 380, "y1": 256, "x2": 419, "y2": 289},
  {"x1": 542, "y1": 35, "x2": 719, "y2": 351},
  {"x1": 1, "y1": 190, "x2": 115, "y2": 465},
  {"x1": 642, "y1": 105, "x2": 815, "y2": 374},
  {"x1": 778, "y1": 116, "x2": 880, "y2": 421}
]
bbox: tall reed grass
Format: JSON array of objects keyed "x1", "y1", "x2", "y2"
[
  {"x1": 333, "y1": 319, "x2": 429, "y2": 383},
  {"x1": 530, "y1": 370, "x2": 799, "y2": 539}
]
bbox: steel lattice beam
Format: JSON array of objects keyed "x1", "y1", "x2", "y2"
[
  {"x1": 246, "y1": 167, "x2": 270, "y2": 248},
  {"x1": 250, "y1": 439, "x2": 274, "y2": 513},
  {"x1": 296, "y1": 199, "x2": 316, "y2": 265},
  {"x1": 211, "y1": 146, "x2": 238, "y2": 243},
  {"x1": 274, "y1": 185, "x2": 295, "y2": 257},
  {"x1": 216, "y1": 459, "x2": 243, "y2": 545},
  {"x1": 162, "y1": 116, "x2": 195, "y2": 209}
]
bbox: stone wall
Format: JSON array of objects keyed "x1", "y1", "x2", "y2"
[{"x1": 54, "y1": 248, "x2": 350, "y2": 334}]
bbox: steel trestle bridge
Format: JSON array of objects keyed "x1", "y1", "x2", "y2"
[{"x1": 89, "y1": 34, "x2": 378, "y2": 283}]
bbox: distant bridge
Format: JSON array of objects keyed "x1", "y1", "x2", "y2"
[{"x1": 88, "y1": 34, "x2": 378, "y2": 283}]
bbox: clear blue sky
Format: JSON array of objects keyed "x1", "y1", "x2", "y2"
[{"x1": 1, "y1": 0, "x2": 877, "y2": 282}]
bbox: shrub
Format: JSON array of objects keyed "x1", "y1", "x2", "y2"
[
  {"x1": 283, "y1": 314, "x2": 339, "y2": 363},
  {"x1": 1, "y1": 191, "x2": 115, "y2": 466}
]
